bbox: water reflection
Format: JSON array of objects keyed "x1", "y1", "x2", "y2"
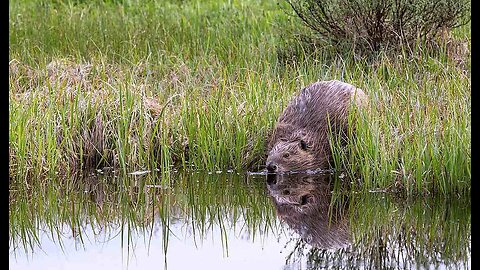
[
  {"x1": 265, "y1": 173, "x2": 471, "y2": 270},
  {"x1": 266, "y1": 173, "x2": 350, "y2": 250},
  {"x1": 9, "y1": 171, "x2": 471, "y2": 270}
]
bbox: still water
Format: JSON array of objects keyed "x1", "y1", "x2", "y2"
[{"x1": 9, "y1": 171, "x2": 471, "y2": 269}]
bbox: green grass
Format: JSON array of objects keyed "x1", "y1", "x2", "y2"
[
  {"x1": 330, "y1": 48, "x2": 471, "y2": 195},
  {"x1": 9, "y1": 0, "x2": 470, "y2": 195}
]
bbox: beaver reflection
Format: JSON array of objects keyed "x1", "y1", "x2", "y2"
[{"x1": 267, "y1": 173, "x2": 351, "y2": 249}]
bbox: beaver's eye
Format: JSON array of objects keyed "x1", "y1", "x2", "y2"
[{"x1": 283, "y1": 153, "x2": 290, "y2": 158}]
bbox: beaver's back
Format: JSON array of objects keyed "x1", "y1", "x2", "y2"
[{"x1": 278, "y1": 80, "x2": 366, "y2": 133}]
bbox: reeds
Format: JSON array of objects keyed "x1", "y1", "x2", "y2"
[
  {"x1": 9, "y1": 0, "x2": 470, "y2": 195},
  {"x1": 329, "y1": 47, "x2": 471, "y2": 196}
]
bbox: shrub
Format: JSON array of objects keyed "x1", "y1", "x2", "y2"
[{"x1": 284, "y1": 0, "x2": 470, "y2": 55}]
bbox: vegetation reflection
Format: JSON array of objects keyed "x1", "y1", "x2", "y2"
[{"x1": 10, "y1": 172, "x2": 470, "y2": 269}]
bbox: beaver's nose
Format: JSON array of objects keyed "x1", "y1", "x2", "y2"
[{"x1": 266, "y1": 162, "x2": 277, "y2": 172}]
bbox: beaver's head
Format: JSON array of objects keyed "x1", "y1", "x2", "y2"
[{"x1": 266, "y1": 138, "x2": 318, "y2": 173}]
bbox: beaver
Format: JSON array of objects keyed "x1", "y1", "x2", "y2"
[{"x1": 266, "y1": 80, "x2": 367, "y2": 173}]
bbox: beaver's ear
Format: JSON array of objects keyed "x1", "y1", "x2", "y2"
[{"x1": 299, "y1": 140, "x2": 308, "y2": 150}]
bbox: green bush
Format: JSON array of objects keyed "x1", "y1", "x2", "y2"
[{"x1": 285, "y1": 0, "x2": 470, "y2": 55}]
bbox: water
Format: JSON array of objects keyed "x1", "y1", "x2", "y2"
[{"x1": 9, "y1": 171, "x2": 471, "y2": 269}]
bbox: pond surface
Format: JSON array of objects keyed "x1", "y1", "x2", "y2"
[{"x1": 9, "y1": 171, "x2": 471, "y2": 269}]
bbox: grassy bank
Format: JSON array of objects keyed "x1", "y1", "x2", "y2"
[{"x1": 9, "y1": 0, "x2": 470, "y2": 195}]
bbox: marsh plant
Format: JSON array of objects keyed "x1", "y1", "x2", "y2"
[{"x1": 9, "y1": 0, "x2": 470, "y2": 195}]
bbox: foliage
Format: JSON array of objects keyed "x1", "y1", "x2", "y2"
[{"x1": 285, "y1": 0, "x2": 471, "y2": 55}]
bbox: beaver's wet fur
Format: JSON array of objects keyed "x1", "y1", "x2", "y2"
[{"x1": 266, "y1": 80, "x2": 367, "y2": 172}]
